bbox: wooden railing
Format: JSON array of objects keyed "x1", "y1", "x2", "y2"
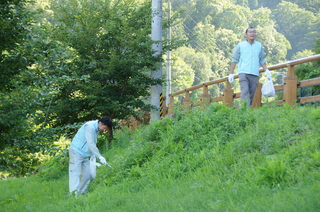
[
  {"x1": 165, "y1": 54, "x2": 320, "y2": 115},
  {"x1": 123, "y1": 54, "x2": 320, "y2": 131}
]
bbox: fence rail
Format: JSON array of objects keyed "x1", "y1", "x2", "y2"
[
  {"x1": 165, "y1": 54, "x2": 320, "y2": 114},
  {"x1": 124, "y1": 54, "x2": 320, "y2": 131}
]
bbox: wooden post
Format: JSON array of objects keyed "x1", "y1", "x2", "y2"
[
  {"x1": 167, "y1": 95, "x2": 175, "y2": 115},
  {"x1": 284, "y1": 65, "x2": 298, "y2": 106},
  {"x1": 183, "y1": 91, "x2": 192, "y2": 110},
  {"x1": 200, "y1": 85, "x2": 211, "y2": 108},
  {"x1": 143, "y1": 111, "x2": 150, "y2": 124},
  {"x1": 252, "y1": 83, "x2": 262, "y2": 108},
  {"x1": 129, "y1": 116, "x2": 139, "y2": 132},
  {"x1": 223, "y1": 80, "x2": 234, "y2": 107}
]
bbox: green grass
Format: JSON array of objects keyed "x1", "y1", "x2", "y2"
[{"x1": 1, "y1": 103, "x2": 320, "y2": 211}]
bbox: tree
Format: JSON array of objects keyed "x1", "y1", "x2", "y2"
[
  {"x1": 256, "y1": 0, "x2": 281, "y2": 9},
  {"x1": 0, "y1": 0, "x2": 36, "y2": 148},
  {"x1": 0, "y1": 0, "x2": 56, "y2": 177},
  {"x1": 174, "y1": 46, "x2": 212, "y2": 86},
  {"x1": 250, "y1": 7, "x2": 291, "y2": 64},
  {"x1": 210, "y1": 28, "x2": 239, "y2": 74},
  {"x1": 213, "y1": 3, "x2": 250, "y2": 34},
  {"x1": 44, "y1": 0, "x2": 166, "y2": 126},
  {"x1": 170, "y1": 53, "x2": 195, "y2": 93},
  {"x1": 286, "y1": 0, "x2": 320, "y2": 14},
  {"x1": 0, "y1": 0, "x2": 34, "y2": 90},
  {"x1": 272, "y1": 1, "x2": 319, "y2": 59},
  {"x1": 294, "y1": 40, "x2": 320, "y2": 96}
]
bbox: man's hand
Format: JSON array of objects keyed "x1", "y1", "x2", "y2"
[
  {"x1": 228, "y1": 74, "x2": 234, "y2": 83},
  {"x1": 265, "y1": 69, "x2": 272, "y2": 80},
  {"x1": 99, "y1": 156, "x2": 107, "y2": 165}
]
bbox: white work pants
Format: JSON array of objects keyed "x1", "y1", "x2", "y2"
[{"x1": 69, "y1": 149, "x2": 91, "y2": 194}]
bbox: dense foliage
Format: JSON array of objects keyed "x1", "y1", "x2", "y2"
[
  {"x1": 169, "y1": 0, "x2": 319, "y2": 92},
  {"x1": 46, "y1": 0, "x2": 164, "y2": 126},
  {"x1": 0, "y1": 0, "x2": 171, "y2": 177},
  {"x1": 0, "y1": 0, "x2": 34, "y2": 90},
  {"x1": 295, "y1": 38, "x2": 320, "y2": 97}
]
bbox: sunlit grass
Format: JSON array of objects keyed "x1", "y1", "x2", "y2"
[{"x1": 1, "y1": 104, "x2": 320, "y2": 211}]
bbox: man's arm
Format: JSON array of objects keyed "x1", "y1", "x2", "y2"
[
  {"x1": 228, "y1": 62, "x2": 237, "y2": 83},
  {"x1": 230, "y1": 43, "x2": 241, "y2": 74},
  {"x1": 85, "y1": 125, "x2": 102, "y2": 158},
  {"x1": 230, "y1": 62, "x2": 237, "y2": 74},
  {"x1": 261, "y1": 63, "x2": 267, "y2": 69},
  {"x1": 228, "y1": 44, "x2": 240, "y2": 83},
  {"x1": 262, "y1": 63, "x2": 272, "y2": 79},
  {"x1": 259, "y1": 45, "x2": 267, "y2": 66}
]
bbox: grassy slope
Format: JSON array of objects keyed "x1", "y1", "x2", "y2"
[{"x1": 1, "y1": 104, "x2": 320, "y2": 212}]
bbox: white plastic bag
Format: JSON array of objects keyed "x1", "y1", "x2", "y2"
[
  {"x1": 262, "y1": 79, "x2": 275, "y2": 97},
  {"x1": 90, "y1": 155, "x2": 101, "y2": 180}
]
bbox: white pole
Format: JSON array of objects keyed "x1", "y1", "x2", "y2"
[
  {"x1": 166, "y1": 0, "x2": 171, "y2": 107},
  {"x1": 150, "y1": 0, "x2": 162, "y2": 121}
]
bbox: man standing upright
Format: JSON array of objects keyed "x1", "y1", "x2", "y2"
[
  {"x1": 69, "y1": 116, "x2": 112, "y2": 195},
  {"x1": 228, "y1": 27, "x2": 271, "y2": 107}
]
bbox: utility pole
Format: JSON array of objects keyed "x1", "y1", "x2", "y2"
[
  {"x1": 166, "y1": 0, "x2": 172, "y2": 107},
  {"x1": 150, "y1": 0, "x2": 162, "y2": 121}
]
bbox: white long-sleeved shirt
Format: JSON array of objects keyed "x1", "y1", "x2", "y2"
[{"x1": 69, "y1": 120, "x2": 102, "y2": 158}]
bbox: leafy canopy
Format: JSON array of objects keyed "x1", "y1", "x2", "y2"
[{"x1": 46, "y1": 0, "x2": 165, "y2": 126}]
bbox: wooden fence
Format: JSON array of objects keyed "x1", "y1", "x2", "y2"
[
  {"x1": 124, "y1": 54, "x2": 320, "y2": 131},
  {"x1": 165, "y1": 54, "x2": 320, "y2": 115}
]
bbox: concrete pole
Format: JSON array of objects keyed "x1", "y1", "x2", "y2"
[
  {"x1": 166, "y1": 0, "x2": 171, "y2": 107},
  {"x1": 150, "y1": 0, "x2": 162, "y2": 120}
]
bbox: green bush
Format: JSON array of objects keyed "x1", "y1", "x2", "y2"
[{"x1": 36, "y1": 149, "x2": 69, "y2": 181}]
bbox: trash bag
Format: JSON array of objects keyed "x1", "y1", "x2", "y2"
[
  {"x1": 262, "y1": 79, "x2": 275, "y2": 97},
  {"x1": 90, "y1": 155, "x2": 101, "y2": 180}
]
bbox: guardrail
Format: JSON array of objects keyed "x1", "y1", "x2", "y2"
[{"x1": 165, "y1": 54, "x2": 320, "y2": 115}]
